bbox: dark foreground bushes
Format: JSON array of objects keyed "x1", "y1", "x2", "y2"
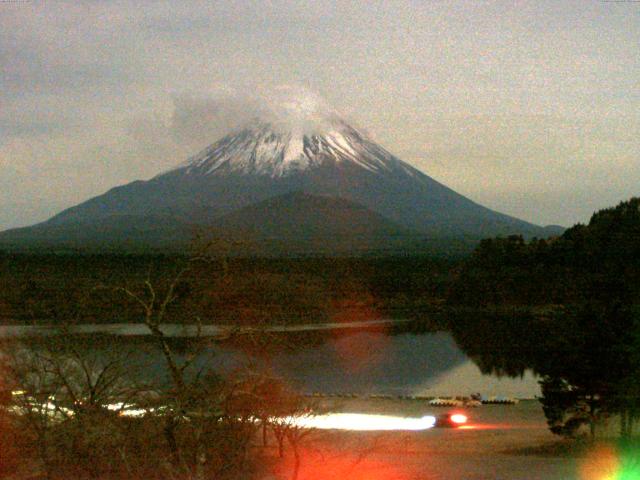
[{"x1": 4, "y1": 411, "x2": 262, "y2": 480}]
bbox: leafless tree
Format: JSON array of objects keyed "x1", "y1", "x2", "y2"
[
  {"x1": 1, "y1": 331, "x2": 147, "y2": 479},
  {"x1": 2, "y1": 238, "x2": 327, "y2": 479},
  {"x1": 112, "y1": 240, "x2": 266, "y2": 479}
]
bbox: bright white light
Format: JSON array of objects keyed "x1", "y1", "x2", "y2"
[
  {"x1": 282, "y1": 413, "x2": 436, "y2": 431},
  {"x1": 106, "y1": 402, "x2": 126, "y2": 411},
  {"x1": 8, "y1": 401, "x2": 73, "y2": 420},
  {"x1": 450, "y1": 414, "x2": 468, "y2": 424},
  {"x1": 118, "y1": 408, "x2": 152, "y2": 417},
  {"x1": 106, "y1": 403, "x2": 154, "y2": 417}
]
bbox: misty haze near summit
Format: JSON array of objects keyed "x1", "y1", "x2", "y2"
[
  {"x1": 0, "y1": 87, "x2": 562, "y2": 253},
  {"x1": 1, "y1": 1, "x2": 639, "y2": 232}
]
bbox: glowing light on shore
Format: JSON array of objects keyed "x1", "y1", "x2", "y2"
[
  {"x1": 450, "y1": 414, "x2": 468, "y2": 424},
  {"x1": 107, "y1": 403, "x2": 154, "y2": 417},
  {"x1": 283, "y1": 413, "x2": 436, "y2": 431}
]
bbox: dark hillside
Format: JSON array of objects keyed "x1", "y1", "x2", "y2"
[
  {"x1": 449, "y1": 197, "x2": 640, "y2": 307},
  {"x1": 0, "y1": 253, "x2": 454, "y2": 326}
]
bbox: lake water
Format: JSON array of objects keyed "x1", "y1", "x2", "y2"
[
  {"x1": 248, "y1": 331, "x2": 539, "y2": 398},
  {"x1": 5, "y1": 327, "x2": 539, "y2": 398}
]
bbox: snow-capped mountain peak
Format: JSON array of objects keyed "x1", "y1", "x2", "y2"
[
  {"x1": 171, "y1": 117, "x2": 413, "y2": 178},
  {"x1": 157, "y1": 87, "x2": 423, "y2": 179},
  {"x1": 2, "y1": 87, "x2": 553, "y2": 250}
]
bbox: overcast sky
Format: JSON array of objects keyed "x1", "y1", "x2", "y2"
[{"x1": 1, "y1": 0, "x2": 638, "y2": 230}]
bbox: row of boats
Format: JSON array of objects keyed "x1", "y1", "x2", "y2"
[
  {"x1": 428, "y1": 396, "x2": 519, "y2": 407},
  {"x1": 305, "y1": 392, "x2": 520, "y2": 405}
]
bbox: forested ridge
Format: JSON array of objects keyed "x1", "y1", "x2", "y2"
[
  {"x1": 449, "y1": 197, "x2": 640, "y2": 439},
  {"x1": 0, "y1": 253, "x2": 453, "y2": 327},
  {"x1": 449, "y1": 197, "x2": 640, "y2": 307}
]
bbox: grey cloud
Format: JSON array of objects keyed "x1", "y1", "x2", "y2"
[
  {"x1": 1, "y1": 45, "x2": 135, "y2": 97},
  {"x1": 1, "y1": 121, "x2": 67, "y2": 138},
  {"x1": 0, "y1": 0, "x2": 638, "y2": 231},
  {"x1": 169, "y1": 92, "x2": 264, "y2": 149},
  {"x1": 167, "y1": 86, "x2": 348, "y2": 149}
]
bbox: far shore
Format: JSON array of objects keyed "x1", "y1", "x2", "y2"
[{"x1": 0, "y1": 318, "x2": 413, "y2": 338}]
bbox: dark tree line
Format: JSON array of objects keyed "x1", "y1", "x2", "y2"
[
  {"x1": 449, "y1": 198, "x2": 640, "y2": 439},
  {"x1": 0, "y1": 252, "x2": 453, "y2": 328}
]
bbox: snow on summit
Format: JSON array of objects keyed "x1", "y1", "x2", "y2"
[
  {"x1": 2, "y1": 87, "x2": 552, "y2": 245},
  {"x1": 165, "y1": 88, "x2": 419, "y2": 179}
]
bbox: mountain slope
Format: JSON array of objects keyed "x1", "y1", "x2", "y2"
[
  {"x1": 212, "y1": 191, "x2": 417, "y2": 254},
  {"x1": 0, "y1": 105, "x2": 560, "y2": 254},
  {"x1": 0, "y1": 215, "x2": 198, "y2": 252}
]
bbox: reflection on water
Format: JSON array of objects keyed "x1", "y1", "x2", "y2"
[
  {"x1": 258, "y1": 331, "x2": 539, "y2": 398},
  {"x1": 5, "y1": 330, "x2": 540, "y2": 398},
  {"x1": 268, "y1": 332, "x2": 469, "y2": 395},
  {"x1": 422, "y1": 361, "x2": 540, "y2": 398}
]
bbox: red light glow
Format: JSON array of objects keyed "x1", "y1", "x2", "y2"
[{"x1": 450, "y1": 414, "x2": 468, "y2": 424}]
